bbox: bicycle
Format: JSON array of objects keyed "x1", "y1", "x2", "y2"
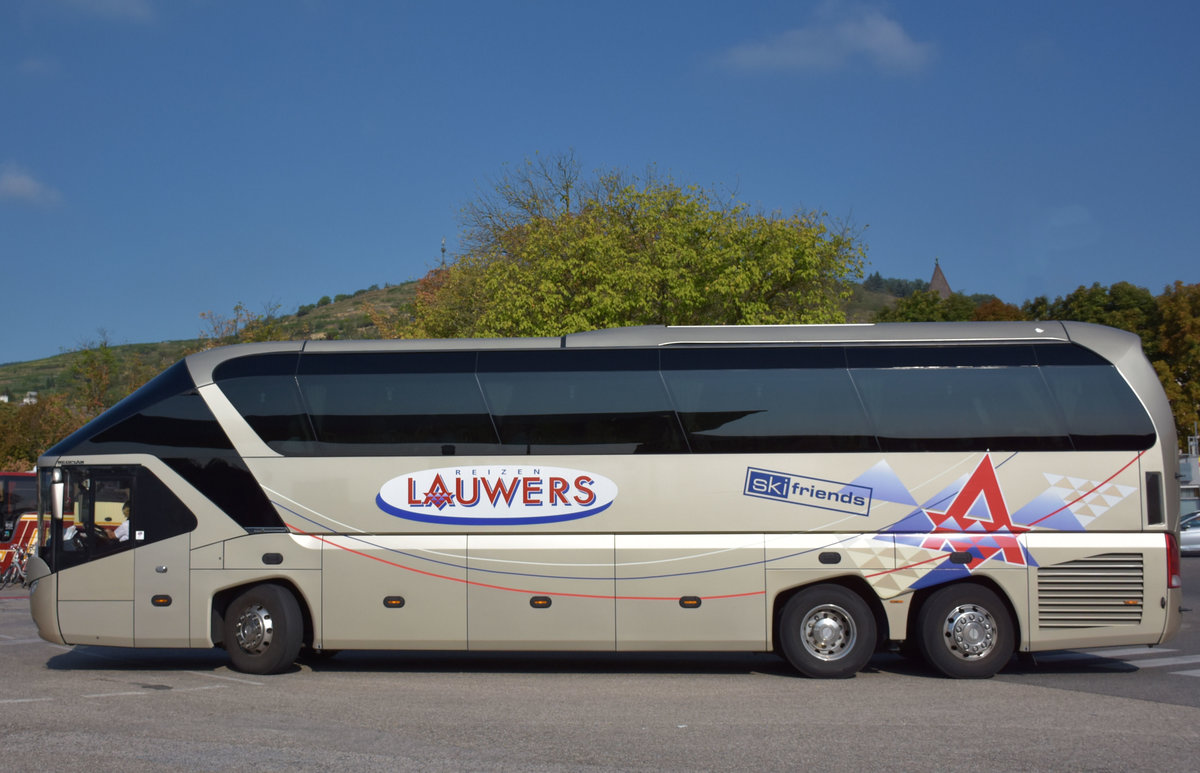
[{"x1": 1, "y1": 543, "x2": 30, "y2": 589}]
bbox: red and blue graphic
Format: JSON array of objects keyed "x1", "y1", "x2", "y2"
[
  {"x1": 855, "y1": 451, "x2": 1144, "y2": 588},
  {"x1": 889, "y1": 455, "x2": 1034, "y2": 586},
  {"x1": 276, "y1": 450, "x2": 1146, "y2": 602}
]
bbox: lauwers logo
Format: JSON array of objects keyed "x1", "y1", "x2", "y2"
[{"x1": 377, "y1": 466, "x2": 618, "y2": 525}]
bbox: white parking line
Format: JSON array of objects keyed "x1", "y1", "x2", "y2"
[
  {"x1": 0, "y1": 637, "x2": 47, "y2": 646},
  {"x1": 0, "y1": 697, "x2": 54, "y2": 705},
  {"x1": 1032, "y1": 648, "x2": 1177, "y2": 663},
  {"x1": 185, "y1": 670, "x2": 263, "y2": 686},
  {"x1": 1170, "y1": 669, "x2": 1200, "y2": 677},
  {"x1": 1123, "y1": 654, "x2": 1200, "y2": 669}
]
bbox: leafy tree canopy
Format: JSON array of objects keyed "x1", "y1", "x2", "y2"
[
  {"x1": 862, "y1": 271, "x2": 929, "y2": 298},
  {"x1": 1152, "y1": 281, "x2": 1200, "y2": 437},
  {"x1": 409, "y1": 154, "x2": 867, "y2": 338},
  {"x1": 874, "y1": 289, "x2": 976, "y2": 322},
  {"x1": 1022, "y1": 281, "x2": 1160, "y2": 352}
]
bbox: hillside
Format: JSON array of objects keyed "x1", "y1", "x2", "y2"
[
  {"x1": 0, "y1": 278, "x2": 898, "y2": 400},
  {"x1": 0, "y1": 282, "x2": 417, "y2": 400}
]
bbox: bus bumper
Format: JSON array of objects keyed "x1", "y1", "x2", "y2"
[
  {"x1": 1160, "y1": 587, "x2": 1183, "y2": 644},
  {"x1": 28, "y1": 570, "x2": 65, "y2": 645}
]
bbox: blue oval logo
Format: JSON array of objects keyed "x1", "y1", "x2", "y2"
[{"x1": 377, "y1": 466, "x2": 618, "y2": 526}]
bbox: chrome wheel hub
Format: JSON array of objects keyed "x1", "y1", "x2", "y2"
[
  {"x1": 943, "y1": 603, "x2": 996, "y2": 660},
  {"x1": 234, "y1": 603, "x2": 274, "y2": 655},
  {"x1": 801, "y1": 604, "x2": 856, "y2": 661}
]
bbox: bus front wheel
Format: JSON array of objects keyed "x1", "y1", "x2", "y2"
[
  {"x1": 916, "y1": 584, "x2": 1014, "y2": 679},
  {"x1": 778, "y1": 585, "x2": 876, "y2": 678},
  {"x1": 223, "y1": 584, "x2": 303, "y2": 675}
]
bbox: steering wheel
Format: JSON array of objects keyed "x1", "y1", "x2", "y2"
[{"x1": 71, "y1": 524, "x2": 112, "y2": 550}]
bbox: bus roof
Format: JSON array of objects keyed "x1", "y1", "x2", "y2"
[{"x1": 183, "y1": 320, "x2": 1146, "y2": 387}]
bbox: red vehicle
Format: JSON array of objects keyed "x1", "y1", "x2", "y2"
[{"x1": 1, "y1": 472, "x2": 37, "y2": 574}]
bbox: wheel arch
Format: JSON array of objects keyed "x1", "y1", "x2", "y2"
[
  {"x1": 210, "y1": 577, "x2": 315, "y2": 650},
  {"x1": 770, "y1": 575, "x2": 889, "y2": 654},
  {"x1": 905, "y1": 576, "x2": 1022, "y2": 653}
]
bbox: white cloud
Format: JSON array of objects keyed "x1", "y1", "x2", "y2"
[
  {"x1": 720, "y1": 4, "x2": 934, "y2": 76},
  {"x1": 0, "y1": 166, "x2": 63, "y2": 207}
]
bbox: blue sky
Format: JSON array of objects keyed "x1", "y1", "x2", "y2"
[{"x1": 2, "y1": 1, "x2": 1198, "y2": 364}]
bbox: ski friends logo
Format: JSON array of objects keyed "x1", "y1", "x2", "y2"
[
  {"x1": 743, "y1": 467, "x2": 872, "y2": 517},
  {"x1": 377, "y1": 466, "x2": 618, "y2": 525}
]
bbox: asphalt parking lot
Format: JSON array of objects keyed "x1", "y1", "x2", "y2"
[{"x1": 1, "y1": 559, "x2": 1198, "y2": 771}]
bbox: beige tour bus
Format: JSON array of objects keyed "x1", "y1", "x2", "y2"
[{"x1": 27, "y1": 321, "x2": 1183, "y2": 678}]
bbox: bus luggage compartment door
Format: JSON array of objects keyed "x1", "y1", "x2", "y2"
[
  {"x1": 467, "y1": 534, "x2": 615, "y2": 650},
  {"x1": 133, "y1": 533, "x2": 191, "y2": 646},
  {"x1": 616, "y1": 534, "x2": 767, "y2": 650}
]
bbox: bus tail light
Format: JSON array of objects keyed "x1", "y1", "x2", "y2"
[{"x1": 1166, "y1": 533, "x2": 1182, "y2": 589}]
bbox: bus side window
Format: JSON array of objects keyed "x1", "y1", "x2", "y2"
[
  {"x1": 131, "y1": 467, "x2": 197, "y2": 543},
  {"x1": 87, "y1": 474, "x2": 135, "y2": 558},
  {"x1": 51, "y1": 467, "x2": 197, "y2": 571}
]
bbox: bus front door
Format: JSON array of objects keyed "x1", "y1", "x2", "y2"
[{"x1": 54, "y1": 467, "x2": 135, "y2": 646}]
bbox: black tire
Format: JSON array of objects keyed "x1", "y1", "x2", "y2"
[
  {"x1": 916, "y1": 584, "x2": 1014, "y2": 679},
  {"x1": 778, "y1": 584, "x2": 877, "y2": 678},
  {"x1": 223, "y1": 584, "x2": 303, "y2": 675}
]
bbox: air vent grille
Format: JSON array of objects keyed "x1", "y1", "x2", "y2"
[{"x1": 1036, "y1": 553, "x2": 1144, "y2": 628}]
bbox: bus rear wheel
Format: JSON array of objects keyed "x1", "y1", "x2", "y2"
[
  {"x1": 778, "y1": 584, "x2": 876, "y2": 678},
  {"x1": 916, "y1": 584, "x2": 1013, "y2": 679},
  {"x1": 223, "y1": 584, "x2": 303, "y2": 675}
]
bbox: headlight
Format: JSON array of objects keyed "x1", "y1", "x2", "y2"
[{"x1": 28, "y1": 579, "x2": 38, "y2": 594}]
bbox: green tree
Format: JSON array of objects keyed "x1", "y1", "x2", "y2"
[
  {"x1": 67, "y1": 335, "x2": 118, "y2": 415},
  {"x1": 874, "y1": 289, "x2": 977, "y2": 322},
  {"x1": 409, "y1": 155, "x2": 867, "y2": 338},
  {"x1": 64, "y1": 333, "x2": 158, "y2": 416},
  {"x1": 198, "y1": 302, "x2": 285, "y2": 349},
  {"x1": 971, "y1": 298, "x2": 1026, "y2": 321},
  {"x1": 1152, "y1": 281, "x2": 1200, "y2": 441},
  {"x1": 1023, "y1": 282, "x2": 1160, "y2": 351},
  {"x1": 0, "y1": 393, "x2": 91, "y2": 470}
]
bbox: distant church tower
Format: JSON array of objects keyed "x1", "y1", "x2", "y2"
[{"x1": 930, "y1": 260, "x2": 952, "y2": 299}]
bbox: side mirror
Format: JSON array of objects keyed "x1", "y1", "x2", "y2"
[{"x1": 51, "y1": 480, "x2": 64, "y2": 522}]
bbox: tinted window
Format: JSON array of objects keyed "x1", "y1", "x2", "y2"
[
  {"x1": 1041, "y1": 364, "x2": 1155, "y2": 450},
  {"x1": 49, "y1": 362, "x2": 229, "y2": 456},
  {"x1": 661, "y1": 348, "x2": 875, "y2": 452},
  {"x1": 477, "y1": 350, "x2": 685, "y2": 454},
  {"x1": 50, "y1": 466, "x2": 197, "y2": 572},
  {"x1": 297, "y1": 352, "x2": 500, "y2": 455},
  {"x1": 852, "y1": 364, "x2": 1072, "y2": 452},
  {"x1": 1, "y1": 475, "x2": 36, "y2": 519},
  {"x1": 845, "y1": 344, "x2": 1038, "y2": 368},
  {"x1": 202, "y1": 342, "x2": 1156, "y2": 457},
  {"x1": 214, "y1": 353, "x2": 313, "y2": 453},
  {"x1": 1, "y1": 475, "x2": 36, "y2": 542},
  {"x1": 49, "y1": 361, "x2": 284, "y2": 531}
]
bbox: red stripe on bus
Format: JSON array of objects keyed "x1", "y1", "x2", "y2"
[{"x1": 286, "y1": 525, "x2": 764, "y2": 602}]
